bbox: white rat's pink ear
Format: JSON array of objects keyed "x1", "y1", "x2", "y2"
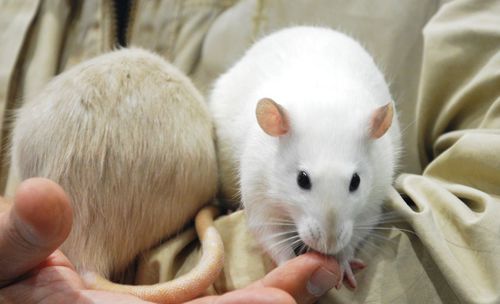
[
  {"x1": 370, "y1": 102, "x2": 393, "y2": 139},
  {"x1": 256, "y1": 98, "x2": 289, "y2": 137}
]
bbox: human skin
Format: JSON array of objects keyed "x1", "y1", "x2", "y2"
[{"x1": 0, "y1": 178, "x2": 340, "y2": 304}]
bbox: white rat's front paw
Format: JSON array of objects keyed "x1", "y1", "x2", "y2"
[{"x1": 338, "y1": 258, "x2": 366, "y2": 289}]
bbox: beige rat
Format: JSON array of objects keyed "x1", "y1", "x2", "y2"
[{"x1": 11, "y1": 48, "x2": 224, "y2": 303}]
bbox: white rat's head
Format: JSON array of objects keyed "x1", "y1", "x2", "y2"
[{"x1": 255, "y1": 96, "x2": 395, "y2": 255}]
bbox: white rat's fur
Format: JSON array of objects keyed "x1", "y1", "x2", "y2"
[
  {"x1": 11, "y1": 48, "x2": 218, "y2": 279},
  {"x1": 210, "y1": 26, "x2": 401, "y2": 283}
]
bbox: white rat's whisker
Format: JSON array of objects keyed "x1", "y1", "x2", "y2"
[
  {"x1": 267, "y1": 219, "x2": 296, "y2": 225},
  {"x1": 353, "y1": 232, "x2": 383, "y2": 246},
  {"x1": 373, "y1": 214, "x2": 403, "y2": 224},
  {"x1": 356, "y1": 242, "x2": 382, "y2": 257},
  {"x1": 268, "y1": 218, "x2": 295, "y2": 222},
  {"x1": 352, "y1": 234, "x2": 387, "y2": 253},
  {"x1": 378, "y1": 211, "x2": 403, "y2": 219},
  {"x1": 400, "y1": 118, "x2": 417, "y2": 136},
  {"x1": 260, "y1": 231, "x2": 298, "y2": 244},
  {"x1": 293, "y1": 241, "x2": 304, "y2": 253},
  {"x1": 267, "y1": 240, "x2": 298, "y2": 254},
  {"x1": 359, "y1": 214, "x2": 402, "y2": 226},
  {"x1": 353, "y1": 235, "x2": 380, "y2": 250},
  {"x1": 260, "y1": 222, "x2": 297, "y2": 227},
  {"x1": 266, "y1": 230, "x2": 299, "y2": 239},
  {"x1": 358, "y1": 226, "x2": 418, "y2": 237},
  {"x1": 363, "y1": 231, "x2": 400, "y2": 246},
  {"x1": 290, "y1": 238, "x2": 304, "y2": 249},
  {"x1": 299, "y1": 243, "x2": 308, "y2": 255},
  {"x1": 355, "y1": 219, "x2": 379, "y2": 226},
  {"x1": 321, "y1": 233, "x2": 329, "y2": 254},
  {"x1": 272, "y1": 245, "x2": 291, "y2": 259},
  {"x1": 371, "y1": 218, "x2": 404, "y2": 225},
  {"x1": 266, "y1": 235, "x2": 301, "y2": 252}
]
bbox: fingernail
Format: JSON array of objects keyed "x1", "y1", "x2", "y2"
[
  {"x1": 307, "y1": 266, "x2": 337, "y2": 297},
  {"x1": 11, "y1": 212, "x2": 41, "y2": 246}
]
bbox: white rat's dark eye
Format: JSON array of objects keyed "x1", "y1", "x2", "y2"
[
  {"x1": 297, "y1": 171, "x2": 311, "y2": 190},
  {"x1": 349, "y1": 173, "x2": 360, "y2": 192}
]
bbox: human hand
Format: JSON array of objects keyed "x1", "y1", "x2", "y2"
[
  {"x1": 0, "y1": 178, "x2": 151, "y2": 303},
  {"x1": 186, "y1": 251, "x2": 340, "y2": 304},
  {"x1": 0, "y1": 178, "x2": 340, "y2": 304}
]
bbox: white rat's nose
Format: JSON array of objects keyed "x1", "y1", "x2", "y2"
[
  {"x1": 298, "y1": 219, "x2": 327, "y2": 254},
  {"x1": 335, "y1": 220, "x2": 353, "y2": 251},
  {"x1": 298, "y1": 216, "x2": 354, "y2": 255}
]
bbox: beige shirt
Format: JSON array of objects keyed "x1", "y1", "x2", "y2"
[{"x1": 1, "y1": 1, "x2": 499, "y2": 303}]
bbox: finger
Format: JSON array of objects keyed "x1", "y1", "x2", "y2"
[
  {"x1": 186, "y1": 287, "x2": 296, "y2": 304},
  {"x1": 0, "y1": 265, "x2": 84, "y2": 304},
  {"x1": 0, "y1": 196, "x2": 11, "y2": 213},
  {"x1": 33, "y1": 249, "x2": 75, "y2": 271},
  {"x1": 0, "y1": 178, "x2": 72, "y2": 287},
  {"x1": 249, "y1": 252, "x2": 341, "y2": 304}
]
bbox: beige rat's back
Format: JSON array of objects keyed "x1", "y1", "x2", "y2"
[{"x1": 11, "y1": 48, "x2": 218, "y2": 279}]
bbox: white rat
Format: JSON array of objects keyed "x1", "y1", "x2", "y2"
[{"x1": 210, "y1": 26, "x2": 401, "y2": 288}]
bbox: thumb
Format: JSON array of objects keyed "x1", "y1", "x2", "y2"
[
  {"x1": 249, "y1": 252, "x2": 341, "y2": 304},
  {"x1": 0, "y1": 178, "x2": 72, "y2": 287}
]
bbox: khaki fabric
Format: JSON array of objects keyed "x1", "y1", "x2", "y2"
[
  {"x1": 1, "y1": 0, "x2": 499, "y2": 303},
  {"x1": 1, "y1": 0, "x2": 121, "y2": 196},
  {"x1": 0, "y1": 0, "x2": 40, "y2": 193}
]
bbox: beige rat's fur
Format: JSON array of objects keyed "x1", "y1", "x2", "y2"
[{"x1": 11, "y1": 48, "x2": 218, "y2": 280}]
